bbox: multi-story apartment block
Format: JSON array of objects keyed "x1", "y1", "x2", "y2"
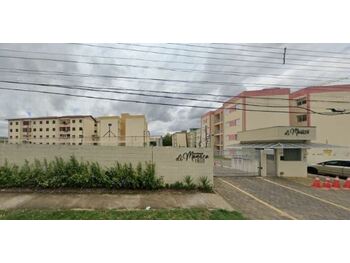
[
  {"x1": 7, "y1": 113, "x2": 150, "y2": 147},
  {"x1": 202, "y1": 88, "x2": 290, "y2": 154},
  {"x1": 8, "y1": 115, "x2": 96, "y2": 145},
  {"x1": 187, "y1": 128, "x2": 200, "y2": 148},
  {"x1": 290, "y1": 85, "x2": 350, "y2": 146},
  {"x1": 172, "y1": 131, "x2": 187, "y2": 147},
  {"x1": 201, "y1": 111, "x2": 214, "y2": 148},
  {"x1": 201, "y1": 85, "x2": 350, "y2": 158}
]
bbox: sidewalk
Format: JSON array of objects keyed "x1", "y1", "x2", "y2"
[{"x1": 0, "y1": 191, "x2": 234, "y2": 211}]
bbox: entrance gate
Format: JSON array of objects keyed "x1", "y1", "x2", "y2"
[{"x1": 214, "y1": 148, "x2": 261, "y2": 177}]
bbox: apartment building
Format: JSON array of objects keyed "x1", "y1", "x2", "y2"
[
  {"x1": 172, "y1": 131, "x2": 187, "y2": 147},
  {"x1": 187, "y1": 128, "x2": 200, "y2": 148},
  {"x1": 8, "y1": 115, "x2": 96, "y2": 145},
  {"x1": 290, "y1": 85, "x2": 350, "y2": 146},
  {"x1": 201, "y1": 111, "x2": 214, "y2": 148},
  {"x1": 7, "y1": 113, "x2": 150, "y2": 147},
  {"x1": 201, "y1": 88, "x2": 290, "y2": 154}
]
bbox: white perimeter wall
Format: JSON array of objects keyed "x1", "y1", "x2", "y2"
[{"x1": 0, "y1": 145, "x2": 213, "y2": 184}]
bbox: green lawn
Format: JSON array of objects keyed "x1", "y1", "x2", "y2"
[{"x1": 0, "y1": 208, "x2": 245, "y2": 220}]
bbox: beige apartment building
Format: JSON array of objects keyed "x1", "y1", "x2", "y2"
[
  {"x1": 202, "y1": 88, "x2": 291, "y2": 154},
  {"x1": 7, "y1": 113, "x2": 150, "y2": 147},
  {"x1": 187, "y1": 128, "x2": 201, "y2": 148},
  {"x1": 172, "y1": 131, "x2": 187, "y2": 147},
  {"x1": 201, "y1": 85, "x2": 350, "y2": 160}
]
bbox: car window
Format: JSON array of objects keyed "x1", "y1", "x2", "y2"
[
  {"x1": 342, "y1": 161, "x2": 350, "y2": 167},
  {"x1": 325, "y1": 161, "x2": 340, "y2": 166}
]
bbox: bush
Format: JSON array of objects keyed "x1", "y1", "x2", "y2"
[
  {"x1": 198, "y1": 176, "x2": 213, "y2": 192},
  {"x1": 0, "y1": 157, "x2": 162, "y2": 190}
]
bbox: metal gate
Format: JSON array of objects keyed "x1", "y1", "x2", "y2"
[{"x1": 214, "y1": 148, "x2": 261, "y2": 177}]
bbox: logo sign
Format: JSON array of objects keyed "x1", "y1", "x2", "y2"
[
  {"x1": 176, "y1": 151, "x2": 209, "y2": 163},
  {"x1": 284, "y1": 128, "x2": 310, "y2": 136}
]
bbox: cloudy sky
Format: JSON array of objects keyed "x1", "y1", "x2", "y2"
[{"x1": 0, "y1": 43, "x2": 350, "y2": 137}]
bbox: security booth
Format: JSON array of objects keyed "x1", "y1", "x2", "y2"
[{"x1": 227, "y1": 126, "x2": 317, "y2": 177}]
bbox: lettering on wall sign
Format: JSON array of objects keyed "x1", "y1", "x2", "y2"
[
  {"x1": 176, "y1": 151, "x2": 209, "y2": 163},
  {"x1": 284, "y1": 128, "x2": 310, "y2": 136}
]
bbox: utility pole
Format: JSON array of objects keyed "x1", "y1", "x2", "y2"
[{"x1": 283, "y1": 47, "x2": 287, "y2": 64}]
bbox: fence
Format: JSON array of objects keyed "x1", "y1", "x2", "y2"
[{"x1": 0, "y1": 144, "x2": 213, "y2": 184}]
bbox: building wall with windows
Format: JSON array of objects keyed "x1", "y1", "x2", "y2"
[
  {"x1": 291, "y1": 86, "x2": 350, "y2": 146},
  {"x1": 7, "y1": 113, "x2": 150, "y2": 147},
  {"x1": 200, "y1": 111, "x2": 213, "y2": 148},
  {"x1": 187, "y1": 128, "x2": 200, "y2": 148},
  {"x1": 172, "y1": 131, "x2": 187, "y2": 147}
]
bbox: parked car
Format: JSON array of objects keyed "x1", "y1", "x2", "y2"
[{"x1": 308, "y1": 160, "x2": 350, "y2": 178}]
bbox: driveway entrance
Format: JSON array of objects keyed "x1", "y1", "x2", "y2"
[{"x1": 214, "y1": 175, "x2": 350, "y2": 219}]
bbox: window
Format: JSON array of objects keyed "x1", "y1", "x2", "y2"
[
  {"x1": 72, "y1": 127, "x2": 76, "y2": 131},
  {"x1": 40, "y1": 121, "x2": 42, "y2": 124},
  {"x1": 297, "y1": 115, "x2": 307, "y2": 122},
  {"x1": 53, "y1": 142, "x2": 55, "y2": 145},
  {"x1": 296, "y1": 97, "x2": 307, "y2": 106},
  {"x1": 78, "y1": 143, "x2": 82, "y2": 145},
  {"x1": 227, "y1": 134, "x2": 237, "y2": 141},
  {"x1": 40, "y1": 135, "x2": 43, "y2": 138},
  {"x1": 15, "y1": 136, "x2": 18, "y2": 139},
  {"x1": 46, "y1": 121, "x2": 49, "y2": 124},
  {"x1": 52, "y1": 128, "x2": 55, "y2": 131},
  {"x1": 33, "y1": 121, "x2": 36, "y2": 124},
  {"x1": 15, "y1": 122, "x2": 19, "y2": 125},
  {"x1": 72, "y1": 120, "x2": 76, "y2": 123},
  {"x1": 79, "y1": 135, "x2": 83, "y2": 138},
  {"x1": 72, "y1": 135, "x2": 76, "y2": 138},
  {"x1": 79, "y1": 119, "x2": 82, "y2": 123},
  {"x1": 52, "y1": 135, "x2": 55, "y2": 138},
  {"x1": 324, "y1": 161, "x2": 341, "y2": 166},
  {"x1": 23, "y1": 121, "x2": 30, "y2": 125},
  {"x1": 10, "y1": 136, "x2": 12, "y2": 139},
  {"x1": 94, "y1": 130, "x2": 97, "y2": 133},
  {"x1": 52, "y1": 120, "x2": 55, "y2": 124},
  {"x1": 33, "y1": 128, "x2": 36, "y2": 132},
  {"x1": 10, "y1": 122, "x2": 12, "y2": 125},
  {"x1": 46, "y1": 142, "x2": 49, "y2": 145},
  {"x1": 72, "y1": 143, "x2": 76, "y2": 145},
  {"x1": 46, "y1": 135, "x2": 49, "y2": 138},
  {"x1": 34, "y1": 135, "x2": 36, "y2": 138},
  {"x1": 79, "y1": 127, "x2": 83, "y2": 131},
  {"x1": 23, "y1": 128, "x2": 31, "y2": 132},
  {"x1": 40, "y1": 128, "x2": 43, "y2": 132},
  {"x1": 15, "y1": 129, "x2": 18, "y2": 132},
  {"x1": 283, "y1": 149, "x2": 302, "y2": 161},
  {"x1": 46, "y1": 128, "x2": 49, "y2": 131},
  {"x1": 10, "y1": 129, "x2": 12, "y2": 132}
]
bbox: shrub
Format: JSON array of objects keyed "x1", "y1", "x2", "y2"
[
  {"x1": 0, "y1": 157, "x2": 163, "y2": 190},
  {"x1": 198, "y1": 176, "x2": 213, "y2": 192},
  {"x1": 183, "y1": 175, "x2": 196, "y2": 190}
]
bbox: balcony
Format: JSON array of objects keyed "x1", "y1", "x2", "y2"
[{"x1": 59, "y1": 127, "x2": 70, "y2": 133}]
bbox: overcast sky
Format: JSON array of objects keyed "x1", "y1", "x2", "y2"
[{"x1": 1, "y1": 43, "x2": 350, "y2": 137}]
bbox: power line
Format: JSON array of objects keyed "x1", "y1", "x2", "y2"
[
  {"x1": 1, "y1": 79, "x2": 349, "y2": 114},
  {"x1": 73, "y1": 43, "x2": 350, "y2": 71},
  {"x1": 0, "y1": 79, "x2": 322, "y2": 113},
  {"x1": 2, "y1": 46, "x2": 349, "y2": 77},
  {"x1": 210, "y1": 43, "x2": 350, "y2": 61},
  {"x1": 0, "y1": 53, "x2": 329, "y2": 82},
  {"x1": 2, "y1": 67, "x2": 350, "y2": 104},
  {"x1": 0, "y1": 86, "x2": 303, "y2": 114},
  {"x1": 0, "y1": 67, "x2": 301, "y2": 88}
]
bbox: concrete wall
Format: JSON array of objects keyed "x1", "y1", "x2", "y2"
[{"x1": 0, "y1": 144, "x2": 213, "y2": 184}]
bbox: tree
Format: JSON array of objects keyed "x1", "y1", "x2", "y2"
[{"x1": 162, "y1": 133, "x2": 172, "y2": 146}]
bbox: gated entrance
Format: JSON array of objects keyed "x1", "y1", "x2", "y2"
[{"x1": 214, "y1": 148, "x2": 261, "y2": 177}]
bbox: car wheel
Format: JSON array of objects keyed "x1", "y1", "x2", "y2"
[{"x1": 308, "y1": 167, "x2": 318, "y2": 174}]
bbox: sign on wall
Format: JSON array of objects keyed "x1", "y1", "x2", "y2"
[
  {"x1": 284, "y1": 128, "x2": 310, "y2": 136},
  {"x1": 176, "y1": 151, "x2": 209, "y2": 163}
]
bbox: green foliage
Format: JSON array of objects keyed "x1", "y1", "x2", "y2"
[
  {"x1": 0, "y1": 157, "x2": 161, "y2": 190},
  {"x1": 198, "y1": 176, "x2": 213, "y2": 192},
  {"x1": 184, "y1": 175, "x2": 196, "y2": 190},
  {"x1": 162, "y1": 133, "x2": 172, "y2": 146}
]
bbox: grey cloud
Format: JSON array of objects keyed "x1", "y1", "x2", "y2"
[{"x1": 1, "y1": 43, "x2": 350, "y2": 136}]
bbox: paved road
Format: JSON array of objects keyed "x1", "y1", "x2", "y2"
[{"x1": 214, "y1": 176, "x2": 350, "y2": 220}]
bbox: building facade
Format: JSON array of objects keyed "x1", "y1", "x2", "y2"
[
  {"x1": 202, "y1": 88, "x2": 291, "y2": 155},
  {"x1": 200, "y1": 85, "x2": 350, "y2": 160},
  {"x1": 187, "y1": 128, "x2": 200, "y2": 148},
  {"x1": 7, "y1": 113, "x2": 150, "y2": 147},
  {"x1": 172, "y1": 131, "x2": 187, "y2": 147}
]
